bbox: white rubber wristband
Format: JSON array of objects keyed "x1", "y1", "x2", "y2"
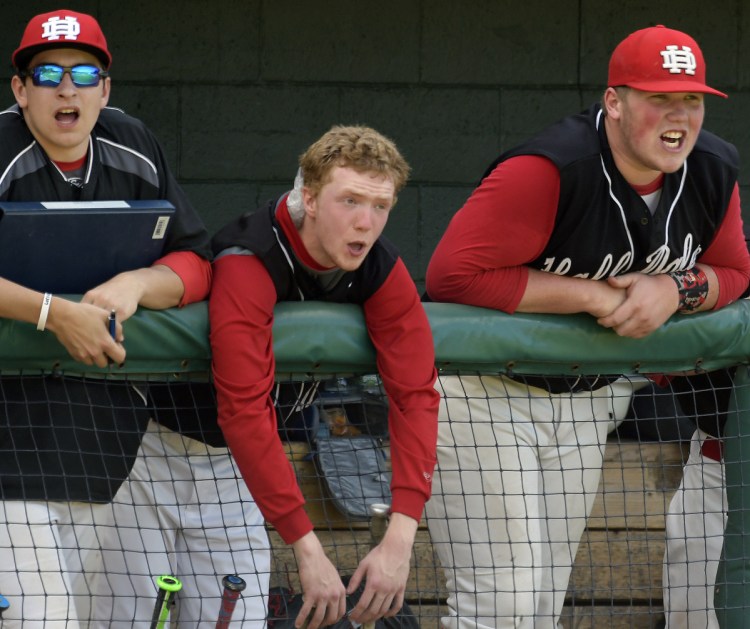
[{"x1": 37, "y1": 293, "x2": 52, "y2": 331}]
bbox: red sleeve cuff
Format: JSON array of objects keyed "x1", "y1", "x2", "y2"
[
  {"x1": 390, "y1": 487, "x2": 428, "y2": 523},
  {"x1": 274, "y1": 505, "x2": 315, "y2": 545},
  {"x1": 504, "y1": 266, "x2": 530, "y2": 313},
  {"x1": 712, "y1": 265, "x2": 750, "y2": 309},
  {"x1": 153, "y1": 251, "x2": 212, "y2": 305}
]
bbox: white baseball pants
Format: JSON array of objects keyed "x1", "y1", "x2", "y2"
[
  {"x1": 91, "y1": 420, "x2": 270, "y2": 628},
  {"x1": 663, "y1": 428, "x2": 726, "y2": 629},
  {"x1": 425, "y1": 374, "x2": 633, "y2": 629},
  {"x1": 0, "y1": 498, "x2": 109, "y2": 628}
]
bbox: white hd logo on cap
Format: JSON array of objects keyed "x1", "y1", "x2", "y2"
[
  {"x1": 661, "y1": 45, "x2": 697, "y2": 75},
  {"x1": 41, "y1": 16, "x2": 81, "y2": 42}
]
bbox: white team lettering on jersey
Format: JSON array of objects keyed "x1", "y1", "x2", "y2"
[
  {"x1": 541, "y1": 234, "x2": 700, "y2": 278},
  {"x1": 542, "y1": 251, "x2": 634, "y2": 279},
  {"x1": 642, "y1": 234, "x2": 701, "y2": 274},
  {"x1": 541, "y1": 257, "x2": 572, "y2": 275}
]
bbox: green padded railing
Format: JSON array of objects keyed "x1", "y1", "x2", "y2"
[{"x1": 2, "y1": 298, "x2": 750, "y2": 376}]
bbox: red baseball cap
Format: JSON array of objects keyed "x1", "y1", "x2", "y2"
[
  {"x1": 12, "y1": 9, "x2": 111, "y2": 70},
  {"x1": 608, "y1": 25, "x2": 726, "y2": 98}
]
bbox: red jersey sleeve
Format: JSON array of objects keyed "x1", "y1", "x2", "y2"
[
  {"x1": 153, "y1": 250, "x2": 212, "y2": 306},
  {"x1": 697, "y1": 183, "x2": 750, "y2": 307},
  {"x1": 364, "y1": 259, "x2": 439, "y2": 522},
  {"x1": 425, "y1": 155, "x2": 560, "y2": 312},
  {"x1": 209, "y1": 253, "x2": 313, "y2": 544}
]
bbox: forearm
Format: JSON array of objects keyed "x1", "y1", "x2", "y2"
[
  {"x1": 696, "y1": 182, "x2": 750, "y2": 308},
  {"x1": 381, "y1": 512, "x2": 418, "y2": 555},
  {"x1": 426, "y1": 155, "x2": 559, "y2": 312},
  {"x1": 153, "y1": 250, "x2": 212, "y2": 305},
  {"x1": 516, "y1": 267, "x2": 624, "y2": 316},
  {"x1": 426, "y1": 263, "x2": 529, "y2": 312},
  {"x1": 123, "y1": 265, "x2": 186, "y2": 309},
  {"x1": 0, "y1": 277, "x2": 49, "y2": 325},
  {"x1": 365, "y1": 266, "x2": 439, "y2": 516},
  {"x1": 210, "y1": 253, "x2": 312, "y2": 541},
  {"x1": 0, "y1": 279, "x2": 98, "y2": 336}
]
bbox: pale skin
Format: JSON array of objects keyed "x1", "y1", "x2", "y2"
[
  {"x1": 4, "y1": 47, "x2": 186, "y2": 367},
  {"x1": 291, "y1": 166, "x2": 419, "y2": 628},
  {"x1": 516, "y1": 86, "x2": 718, "y2": 339}
]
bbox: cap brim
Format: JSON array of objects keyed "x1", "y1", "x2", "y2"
[
  {"x1": 13, "y1": 42, "x2": 111, "y2": 70},
  {"x1": 620, "y1": 80, "x2": 728, "y2": 98}
]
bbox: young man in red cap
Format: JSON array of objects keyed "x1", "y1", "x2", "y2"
[
  {"x1": 0, "y1": 10, "x2": 265, "y2": 628},
  {"x1": 423, "y1": 25, "x2": 750, "y2": 628}
]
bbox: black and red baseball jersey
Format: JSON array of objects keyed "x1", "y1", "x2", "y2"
[
  {"x1": 0, "y1": 104, "x2": 212, "y2": 502},
  {"x1": 210, "y1": 194, "x2": 439, "y2": 544},
  {"x1": 426, "y1": 103, "x2": 750, "y2": 312}
]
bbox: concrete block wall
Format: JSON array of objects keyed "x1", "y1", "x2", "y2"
[{"x1": 1, "y1": 1, "x2": 746, "y2": 287}]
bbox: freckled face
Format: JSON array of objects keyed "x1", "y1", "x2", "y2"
[
  {"x1": 605, "y1": 87, "x2": 704, "y2": 185},
  {"x1": 299, "y1": 166, "x2": 396, "y2": 271},
  {"x1": 11, "y1": 48, "x2": 110, "y2": 162}
]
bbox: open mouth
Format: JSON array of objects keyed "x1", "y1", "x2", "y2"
[
  {"x1": 55, "y1": 108, "x2": 79, "y2": 124},
  {"x1": 661, "y1": 131, "x2": 684, "y2": 149},
  {"x1": 348, "y1": 242, "x2": 366, "y2": 255}
]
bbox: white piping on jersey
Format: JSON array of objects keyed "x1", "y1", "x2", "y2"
[
  {"x1": 662, "y1": 162, "x2": 688, "y2": 248},
  {"x1": 97, "y1": 137, "x2": 158, "y2": 177},
  {"x1": 595, "y1": 108, "x2": 688, "y2": 266},
  {"x1": 0, "y1": 141, "x2": 37, "y2": 189},
  {"x1": 598, "y1": 156, "x2": 636, "y2": 273},
  {"x1": 49, "y1": 160, "x2": 66, "y2": 181},
  {"x1": 84, "y1": 136, "x2": 94, "y2": 181},
  {"x1": 271, "y1": 224, "x2": 305, "y2": 301},
  {"x1": 596, "y1": 107, "x2": 635, "y2": 273},
  {"x1": 0, "y1": 106, "x2": 22, "y2": 118}
]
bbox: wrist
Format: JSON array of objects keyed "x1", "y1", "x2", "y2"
[
  {"x1": 36, "y1": 293, "x2": 53, "y2": 331},
  {"x1": 583, "y1": 278, "x2": 623, "y2": 318},
  {"x1": 382, "y1": 512, "x2": 418, "y2": 551},
  {"x1": 41, "y1": 295, "x2": 70, "y2": 334},
  {"x1": 667, "y1": 266, "x2": 708, "y2": 313},
  {"x1": 292, "y1": 531, "x2": 323, "y2": 560}
]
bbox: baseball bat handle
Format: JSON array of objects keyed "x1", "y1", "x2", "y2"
[
  {"x1": 150, "y1": 575, "x2": 183, "y2": 629},
  {"x1": 215, "y1": 574, "x2": 247, "y2": 628},
  {"x1": 368, "y1": 502, "x2": 390, "y2": 548},
  {"x1": 363, "y1": 502, "x2": 391, "y2": 629}
]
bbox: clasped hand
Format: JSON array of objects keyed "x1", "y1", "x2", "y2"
[
  {"x1": 48, "y1": 273, "x2": 145, "y2": 367},
  {"x1": 595, "y1": 273, "x2": 680, "y2": 339}
]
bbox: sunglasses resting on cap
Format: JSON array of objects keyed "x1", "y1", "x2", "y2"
[{"x1": 19, "y1": 63, "x2": 108, "y2": 88}]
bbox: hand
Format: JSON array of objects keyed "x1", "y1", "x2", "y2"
[
  {"x1": 45, "y1": 298, "x2": 126, "y2": 367},
  {"x1": 596, "y1": 273, "x2": 679, "y2": 338},
  {"x1": 292, "y1": 532, "x2": 347, "y2": 629},
  {"x1": 347, "y1": 513, "x2": 417, "y2": 624},
  {"x1": 81, "y1": 265, "x2": 188, "y2": 343},
  {"x1": 584, "y1": 279, "x2": 628, "y2": 320},
  {"x1": 81, "y1": 272, "x2": 146, "y2": 329},
  {"x1": 85, "y1": 265, "x2": 186, "y2": 313}
]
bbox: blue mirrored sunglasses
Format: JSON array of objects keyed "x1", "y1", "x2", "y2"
[{"x1": 22, "y1": 64, "x2": 108, "y2": 88}]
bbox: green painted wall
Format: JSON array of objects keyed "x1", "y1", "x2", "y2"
[{"x1": 1, "y1": 1, "x2": 747, "y2": 288}]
